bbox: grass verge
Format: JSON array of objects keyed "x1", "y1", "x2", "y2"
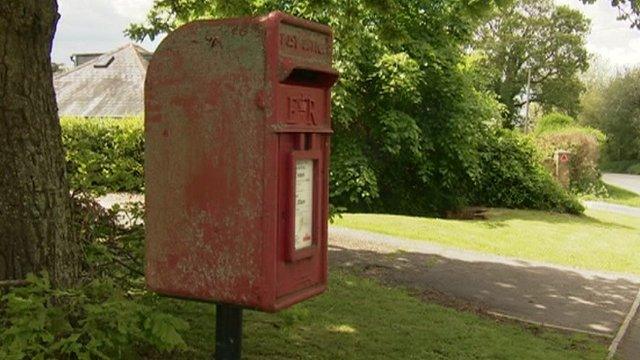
[
  {"x1": 157, "y1": 271, "x2": 606, "y2": 359},
  {"x1": 583, "y1": 184, "x2": 640, "y2": 208},
  {"x1": 334, "y1": 209, "x2": 640, "y2": 274},
  {"x1": 601, "y1": 160, "x2": 640, "y2": 175}
]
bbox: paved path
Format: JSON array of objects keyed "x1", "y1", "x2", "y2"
[
  {"x1": 603, "y1": 173, "x2": 640, "y2": 194},
  {"x1": 584, "y1": 201, "x2": 640, "y2": 217},
  {"x1": 329, "y1": 226, "x2": 640, "y2": 339},
  {"x1": 100, "y1": 193, "x2": 640, "y2": 356}
]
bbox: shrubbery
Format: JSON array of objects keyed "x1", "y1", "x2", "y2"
[
  {"x1": 0, "y1": 195, "x2": 188, "y2": 358},
  {"x1": 534, "y1": 113, "x2": 576, "y2": 134},
  {"x1": 61, "y1": 117, "x2": 144, "y2": 194},
  {"x1": 61, "y1": 116, "x2": 582, "y2": 215},
  {"x1": 473, "y1": 129, "x2": 584, "y2": 214},
  {"x1": 534, "y1": 113, "x2": 606, "y2": 194}
]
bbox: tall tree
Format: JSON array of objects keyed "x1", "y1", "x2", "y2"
[
  {"x1": 475, "y1": 0, "x2": 590, "y2": 127},
  {"x1": 128, "y1": 0, "x2": 509, "y2": 215},
  {"x1": 0, "y1": 0, "x2": 80, "y2": 287},
  {"x1": 580, "y1": 68, "x2": 640, "y2": 162}
]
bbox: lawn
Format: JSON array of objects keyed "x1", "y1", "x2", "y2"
[
  {"x1": 583, "y1": 184, "x2": 640, "y2": 207},
  {"x1": 334, "y1": 208, "x2": 640, "y2": 274},
  {"x1": 158, "y1": 271, "x2": 606, "y2": 359}
]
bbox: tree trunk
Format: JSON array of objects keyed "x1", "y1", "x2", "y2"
[{"x1": 0, "y1": 0, "x2": 80, "y2": 287}]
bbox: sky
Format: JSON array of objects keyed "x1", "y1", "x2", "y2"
[
  {"x1": 52, "y1": 0, "x2": 640, "y2": 73},
  {"x1": 52, "y1": 0, "x2": 161, "y2": 66},
  {"x1": 554, "y1": 0, "x2": 640, "y2": 72}
]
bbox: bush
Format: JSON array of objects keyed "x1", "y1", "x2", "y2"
[
  {"x1": 0, "y1": 195, "x2": 188, "y2": 358},
  {"x1": 61, "y1": 117, "x2": 144, "y2": 194},
  {"x1": 535, "y1": 112, "x2": 576, "y2": 134},
  {"x1": 473, "y1": 129, "x2": 584, "y2": 214},
  {"x1": 0, "y1": 274, "x2": 188, "y2": 359},
  {"x1": 536, "y1": 126, "x2": 606, "y2": 194}
]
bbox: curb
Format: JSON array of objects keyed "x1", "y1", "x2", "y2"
[
  {"x1": 486, "y1": 311, "x2": 613, "y2": 339},
  {"x1": 608, "y1": 288, "x2": 640, "y2": 359}
]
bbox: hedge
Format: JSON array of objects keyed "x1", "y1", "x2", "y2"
[
  {"x1": 60, "y1": 117, "x2": 582, "y2": 214},
  {"x1": 534, "y1": 113, "x2": 607, "y2": 194},
  {"x1": 473, "y1": 129, "x2": 584, "y2": 215},
  {"x1": 61, "y1": 117, "x2": 144, "y2": 194}
]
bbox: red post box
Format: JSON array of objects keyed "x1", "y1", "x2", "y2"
[{"x1": 144, "y1": 12, "x2": 338, "y2": 312}]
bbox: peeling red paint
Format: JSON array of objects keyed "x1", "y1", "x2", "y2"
[{"x1": 145, "y1": 12, "x2": 338, "y2": 312}]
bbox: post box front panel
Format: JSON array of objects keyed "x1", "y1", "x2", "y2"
[
  {"x1": 275, "y1": 132, "x2": 328, "y2": 300},
  {"x1": 267, "y1": 16, "x2": 334, "y2": 306}
]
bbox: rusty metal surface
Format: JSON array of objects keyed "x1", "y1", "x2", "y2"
[
  {"x1": 145, "y1": 12, "x2": 337, "y2": 311},
  {"x1": 54, "y1": 43, "x2": 151, "y2": 117}
]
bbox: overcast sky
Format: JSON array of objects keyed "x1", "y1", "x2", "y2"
[{"x1": 52, "y1": 0, "x2": 640, "y2": 73}]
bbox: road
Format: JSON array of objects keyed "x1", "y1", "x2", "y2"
[
  {"x1": 329, "y1": 227, "x2": 640, "y2": 339},
  {"x1": 584, "y1": 201, "x2": 640, "y2": 217},
  {"x1": 603, "y1": 173, "x2": 640, "y2": 195}
]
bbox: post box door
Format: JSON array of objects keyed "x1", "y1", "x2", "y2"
[{"x1": 275, "y1": 83, "x2": 330, "y2": 300}]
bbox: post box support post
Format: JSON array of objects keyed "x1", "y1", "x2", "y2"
[{"x1": 215, "y1": 304, "x2": 243, "y2": 360}]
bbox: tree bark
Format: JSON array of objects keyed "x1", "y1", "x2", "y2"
[{"x1": 0, "y1": 0, "x2": 80, "y2": 287}]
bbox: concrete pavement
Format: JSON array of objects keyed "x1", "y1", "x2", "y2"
[
  {"x1": 329, "y1": 226, "x2": 640, "y2": 339},
  {"x1": 98, "y1": 192, "x2": 640, "y2": 356},
  {"x1": 584, "y1": 200, "x2": 640, "y2": 217},
  {"x1": 603, "y1": 173, "x2": 640, "y2": 194}
]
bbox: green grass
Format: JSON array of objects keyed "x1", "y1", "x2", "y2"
[
  {"x1": 601, "y1": 160, "x2": 640, "y2": 175},
  {"x1": 334, "y1": 209, "x2": 640, "y2": 274},
  {"x1": 159, "y1": 271, "x2": 606, "y2": 359},
  {"x1": 582, "y1": 184, "x2": 640, "y2": 208}
]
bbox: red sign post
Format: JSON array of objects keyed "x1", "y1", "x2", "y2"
[{"x1": 144, "y1": 11, "x2": 337, "y2": 358}]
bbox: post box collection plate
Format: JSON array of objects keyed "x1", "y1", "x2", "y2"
[
  {"x1": 145, "y1": 12, "x2": 338, "y2": 312},
  {"x1": 294, "y1": 159, "x2": 313, "y2": 250}
]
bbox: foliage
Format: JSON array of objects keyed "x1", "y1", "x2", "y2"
[
  {"x1": 533, "y1": 112, "x2": 606, "y2": 194},
  {"x1": 579, "y1": 68, "x2": 640, "y2": 165},
  {"x1": 473, "y1": 128, "x2": 584, "y2": 214},
  {"x1": 0, "y1": 195, "x2": 188, "y2": 358},
  {"x1": 335, "y1": 208, "x2": 640, "y2": 274},
  {"x1": 629, "y1": 163, "x2": 640, "y2": 175},
  {"x1": 600, "y1": 161, "x2": 640, "y2": 174},
  {"x1": 126, "y1": 0, "x2": 517, "y2": 216},
  {"x1": 61, "y1": 117, "x2": 144, "y2": 194},
  {"x1": 534, "y1": 112, "x2": 576, "y2": 134},
  {"x1": 582, "y1": 183, "x2": 640, "y2": 208},
  {"x1": 535, "y1": 125, "x2": 606, "y2": 194},
  {"x1": 474, "y1": 0, "x2": 590, "y2": 126},
  {"x1": 0, "y1": 274, "x2": 188, "y2": 359}
]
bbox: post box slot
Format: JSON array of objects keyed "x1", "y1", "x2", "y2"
[{"x1": 281, "y1": 68, "x2": 338, "y2": 88}]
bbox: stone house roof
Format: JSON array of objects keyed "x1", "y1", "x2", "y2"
[{"x1": 54, "y1": 43, "x2": 151, "y2": 117}]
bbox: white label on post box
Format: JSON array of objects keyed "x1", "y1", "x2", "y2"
[{"x1": 295, "y1": 159, "x2": 314, "y2": 250}]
